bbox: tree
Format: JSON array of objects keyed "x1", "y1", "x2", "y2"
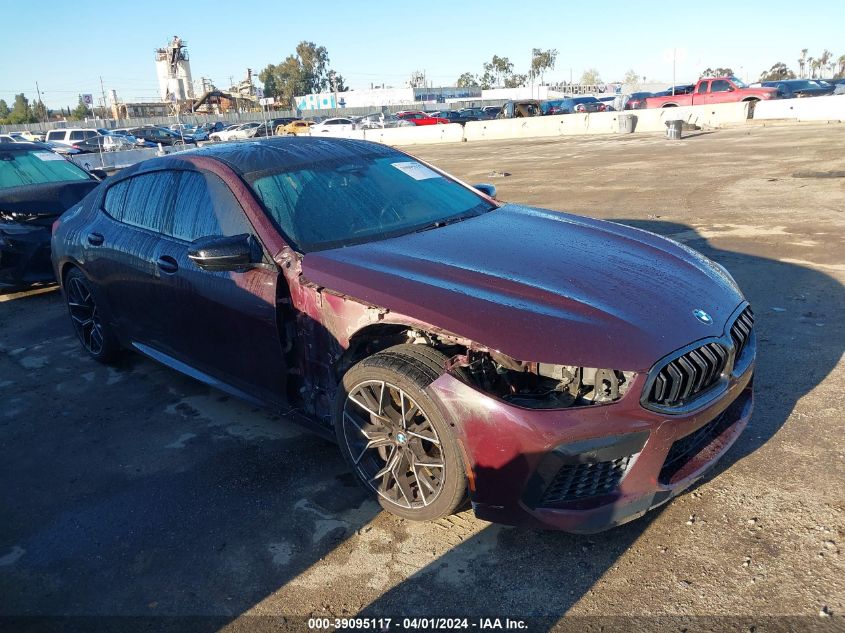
[
  {"x1": 798, "y1": 48, "x2": 808, "y2": 78},
  {"x1": 529, "y1": 48, "x2": 558, "y2": 85},
  {"x1": 701, "y1": 67, "x2": 734, "y2": 78},
  {"x1": 32, "y1": 100, "x2": 48, "y2": 123},
  {"x1": 759, "y1": 62, "x2": 796, "y2": 81},
  {"x1": 297, "y1": 41, "x2": 331, "y2": 92},
  {"x1": 455, "y1": 72, "x2": 479, "y2": 88},
  {"x1": 837, "y1": 54, "x2": 845, "y2": 78},
  {"x1": 8, "y1": 93, "x2": 36, "y2": 124},
  {"x1": 580, "y1": 68, "x2": 602, "y2": 85},
  {"x1": 258, "y1": 41, "x2": 343, "y2": 108},
  {"x1": 819, "y1": 49, "x2": 832, "y2": 77},
  {"x1": 623, "y1": 69, "x2": 640, "y2": 89},
  {"x1": 70, "y1": 95, "x2": 91, "y2": 120},
  {"x1": 0, "y1": 99, "x2": 9, "y2": 120},
  {"x1": 333, "y1": 73, "x2": 349, "y2": 92},
  {"x1": 503, "y1": 74, "x2": 526, "y2": 88},
  {"x1": 478, "y1": 68, "x2": 496, "y2": 90}
]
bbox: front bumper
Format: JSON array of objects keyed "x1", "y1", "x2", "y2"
[
  {"x1": 427, "y1": 363, "x2": 754, "y2": 533},
  {"x1": 0, "y1": 222, "x2": 55, "y2": 287}
]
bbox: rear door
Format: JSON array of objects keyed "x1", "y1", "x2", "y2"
[
  {"x1": 83, "y1": 170, "x2": 178, "y2": 346},
  {"x1": 152, "y1": 169, "x2": 287, "y2": 402}
]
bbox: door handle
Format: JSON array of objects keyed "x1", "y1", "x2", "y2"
[
  {"x1": 87, "y1": 232, "x2": 104, "y2": 246},
  {"x1": 156, "y1": 255, "x2": 178, "y2": 274}
]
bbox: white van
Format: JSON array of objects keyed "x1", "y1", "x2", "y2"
[{"x1": 44, "y1": 128, "x2": 100, "y2": 146}]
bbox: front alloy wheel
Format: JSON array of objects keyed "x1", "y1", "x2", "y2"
[
  {"x1": 343, "y1": 380, "x2": 446, "y2": 510},
  {"x1": 335, "y1": 345, "x2": 467, "y2": 521}
]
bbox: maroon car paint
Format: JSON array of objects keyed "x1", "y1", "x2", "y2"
[
  {"x1": 427, "y1": 369, "x2": 753, "y2": 532},
  {"x1": 54, "y1": 144, "x2": 754, "y2": 531},
  {"x1": 302, "y1": 204, "x2": 744, "y2": 371}
]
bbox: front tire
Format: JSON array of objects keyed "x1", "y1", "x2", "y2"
[
  {"x1": 64, "y1": 268, "x2": 120, "y2": 364},
  {"x1": 334, "y1": 345, "x2": 467, "y2": 521}
]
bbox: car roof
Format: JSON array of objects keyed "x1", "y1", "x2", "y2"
[
  {"x1": 0, "y1": 141, "x2": 48, "y2": 151},
  {"x1": 120, "y1": 137, "x2": 399, "y2": 180}
]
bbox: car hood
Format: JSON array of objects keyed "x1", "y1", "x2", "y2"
[
  {"x1": 0, "y1": 181, "x2": 99, "y2": 222},
  {"x1": 302, "y1": 205, "x2": 745, "y2": 370}
]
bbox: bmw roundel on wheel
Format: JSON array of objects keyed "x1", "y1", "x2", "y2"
[{"x1": 51, "y1": 137, "x2": 755, "y2": 532}]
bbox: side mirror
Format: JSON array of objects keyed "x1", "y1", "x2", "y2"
[
  {"x1": 89, "y1": 168, "x2": 109, "y2": 180},
  {"x1": 188, "y1": 234, "x2": 261, "y2": 271},
  {"x1": 473, "y1": 183, "x2": 497, "y2": 199}
]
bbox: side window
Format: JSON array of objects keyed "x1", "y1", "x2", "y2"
[
  {"x1": 711, "y1": 80, "x2": 731, "y2": 92},
  {"x1": 103, "y1": 179, "x2": 131, "y2": 221},
  {"x1": 117, "y1": 171, "x2": 178, "y2": 232},
  {"x1": 85, "y1": 130, "x2": 98, "y2": 139},
  {"x1": 69, "y1": 131, "x2": 85, "y2": 141},
  {"x1": 169, "y1": 171, "x2": 254, "y2": 243},
  {"x1": 697, "y1": 82, "x2": 709, "y2": 94},
  {"x1": 46, "y1": 130, "x2": 63, "y2": 142}
]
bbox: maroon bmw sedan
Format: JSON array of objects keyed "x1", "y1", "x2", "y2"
[{"x1": 52, "y1": 138, "x2": 754, "y2": 532}]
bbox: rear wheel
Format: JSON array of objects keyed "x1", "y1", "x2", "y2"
[
  {"x1": 64, "y1": 268, "x2": 120, "y2": 364},
  {"x1": 334, "y1": 345, "x2": 467, "y2": 521}
]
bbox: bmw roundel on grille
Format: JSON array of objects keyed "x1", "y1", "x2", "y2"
[{"x1": 693, "y1": 309, "x2": 713, "y2": 324}]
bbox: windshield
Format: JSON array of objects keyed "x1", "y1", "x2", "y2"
[
  {"x1": 0, "y1": 149, "x2": 91, "y2": 189},
  {"x1": 249, "y1": 152, "x2": 494, "y2": 252}
]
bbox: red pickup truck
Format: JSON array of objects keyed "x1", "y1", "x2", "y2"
[
  {"x1": 644, "y1": 77, "x2": 778, "y2": 108},
  {"x1": 395, "y1": 111, "x2": 449, "y2": 125}
]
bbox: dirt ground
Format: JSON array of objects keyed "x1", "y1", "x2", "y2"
[{"x1": 1, "y1": 123, "x2": 844, "y2": 631}]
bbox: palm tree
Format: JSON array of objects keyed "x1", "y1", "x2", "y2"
[
  {"x1": 799, "y1": 48, "x2": 808, "y2": 78},
  {"x1": 838, "y1": 54, "x2": 845, "y2": 78},
  {"x1": 819, "y1": 50, "x2": 832, "y2": 78}
]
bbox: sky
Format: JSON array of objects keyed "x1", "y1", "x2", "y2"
[{"x1": 1, "y1": 0, "x2": 843, "y2": 110}]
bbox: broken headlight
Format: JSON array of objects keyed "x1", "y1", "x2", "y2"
[{"x1": 459, "y1": 350, "x2": 635, "y2": 409}]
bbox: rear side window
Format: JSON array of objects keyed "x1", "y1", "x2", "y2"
[
  {"x1": 46, "y1": 131, "x2": 65, "y2": 142},
  {"x1": 169, "y1": 171, "x2": 253, "y2": 242},
  {"x1": 69, "y1": 131, "x2": 85, "y2": 141},
  {"x1": 103, "y1": 171, "x2": 178, "y2": 232}
]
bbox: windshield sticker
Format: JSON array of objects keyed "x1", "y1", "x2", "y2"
[
  {"x1": 392, "y1": 161, "x2": 441, "y2": 180},
  {"x1": 33, "y1": 151, "x2": 65, "y2": 162}
]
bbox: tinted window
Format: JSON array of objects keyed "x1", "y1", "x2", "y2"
[
  {"x1": 69, "y1": 131, "x2": 85, "y2": 140},
  {"x1": 105, "y1": 171, "x2": 178, "y2": 232},
  {"x1": 249, "y1": 151, "x2": 492, "y2": 252},
  {"x1": 697, "y1": 82, "x2": 709, "y2": 94},
  {"x1": 711, "y1": 80, "x2": 731, "y2": 92},
  {"x1": 85, "y1": 130, "x2": 98, "y2": 139},
  {"x1": 169, "y1": 171, "x2": 254, "y2": 242},
  {"x1": 46, "y1": 131, "x2": 65, "y2": 142},
  {"x1": 0, "y1": 149, "x2": 91, "y2": 189}
]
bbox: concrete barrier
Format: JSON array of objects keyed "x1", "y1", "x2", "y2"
[
  {"x1": 754, "y1": 94, "x2": 845, "y2": 122},
  {"x1": 363, "y1": 123, "x2": 464, "y2": 145},
  {"x1": 462, "y1": 101, "x2": 750, "y2": 142},
  {"x1": 70, "y1": 147, "x2": 165, "y2": 172}
]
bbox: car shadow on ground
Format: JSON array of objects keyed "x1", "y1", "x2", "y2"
[
  {"x1": 1, "y1": 221, "x2": 842, "y2": 632},
  {"x1": 351, "y1": 221, "x2": 845, "y2": 629}
]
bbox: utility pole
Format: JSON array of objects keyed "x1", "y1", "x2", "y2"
[
  {"x1": 672, "y1": 49, "x2": 676, "y2": 95},
  {"x1": 330, "y1": 70, "x2": 338, "y2": 116},
  {"x1": 35, "y1": 81, "x2": 45, "y2": 131},
  {"x1": 99, "y1": 76, "x2": 110, "y2": 123}
]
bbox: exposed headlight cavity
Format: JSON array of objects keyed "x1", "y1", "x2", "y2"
[{"x1": 460, "y1": 350, "x2": 634, "y2": 409}]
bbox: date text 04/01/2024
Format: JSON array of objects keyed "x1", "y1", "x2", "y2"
[{"x1": 307, "y1": 617, "x2": 528, "y2": 630}]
